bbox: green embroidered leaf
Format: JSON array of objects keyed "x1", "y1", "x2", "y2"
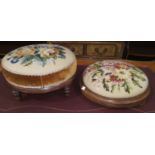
[
  {"x1": 98, "y1": 69, "x2": 104, "y2": 76},
  {"x1": 34, "y1": 54, "x2": 47, "y2": 67},
  {"x1": 58, "y1": 50, "x2": 66, "y2": 59},
  {"x1": 122, "y1": 80, "x2": 130, "y2": 93},
  {"x1": 132, "y1": 67, "x2": 143, "y2": 74},
  {"x1": 92, "y1": 69, "x2": 104, "y2": 79},
  {"x1": 102, "y1": 79, "x2": 109, "y2": 92},
  {"x1": 21, "y1": 55, "x2": 34, "y2": 66},
  {"x1": 118, "y1": 84, "x2": 121, "y2": 91},
  {"x1": 34, "y1": 54, "x2": 42, "y2": 61},
  {"x1": 111, "y1": 85, "x2": 116, "y2": 93},
  {"x1": 34, "y1": 48, "x2": 39, "y2": 54},
  {"x1": 119, "y1": 71, "x2": 125, "y2": 74},
  {"x1": 48, "y1": 54, "x2": 57, "y2": 59},
  {"x1": 58, "y1": 54, "x2": 65, "y2": 59},
  {"x1": 42, "y1": 58, "x2": 47, "y2": 67},
  {"x1": 131, "y1": 78, "x2": 143, "y2": 88},
  {"x1": 92, "y1": 73, "x2": 97, "y2": 79},
  {"x1": 93, "y1": 63, "x2": 101, "y2": 69},
  {"x1": 130, "y1": 71, "x2": 146, "y2": 81},
  {"x1": 59, "y1": 50, "x2": 65, "y2": 55},
  {"x1": 23, "y1": 60, "x2": 33, "y2": 66}
]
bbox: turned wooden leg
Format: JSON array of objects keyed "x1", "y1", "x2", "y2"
[
  {"x1": 12, "y1": 90, "x2": 23, "y2": 100},
  {"x1": 64, "y1": 85, "x2": 71, "y2": 96}
]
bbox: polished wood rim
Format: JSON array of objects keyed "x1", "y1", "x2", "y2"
[{"x1": 81, "y1": 80, "x2": 150, "y2": 108}]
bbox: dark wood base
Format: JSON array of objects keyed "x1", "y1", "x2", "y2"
[
  {"x1": 12, "y1": 84, "x2": 72, "y2": 100},
  {"x1": 10, "y1": 76, "x2": 74, "y2": 100},
  {"x1": 12, "y1": 89, "x2": 23, "y2": 100},
  {"x1": 81, "y1": 81, "x2": 150, "y2": 108}
]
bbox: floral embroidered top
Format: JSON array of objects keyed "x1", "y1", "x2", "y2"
[
  {"x1": 83, "y1": 60, "x2": 149, "y2": 98},
  {"x1": 2, "y1": 44, "x2": 76, "y2": 76}
]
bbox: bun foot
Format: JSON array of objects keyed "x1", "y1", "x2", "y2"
[{"x1": 12, "y1": 90, "x2": 23, "y2": 100}]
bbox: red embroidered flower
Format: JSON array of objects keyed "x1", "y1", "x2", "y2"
[
  {"x1": 110, "y1": 75, "x2": 118, "y2": 81},
  {"x1": 110, "y1": 75, "x2": 124, "y2": 83}
]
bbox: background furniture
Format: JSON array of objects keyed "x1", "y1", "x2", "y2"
[
  {"x1": 0, "y1": 41, "x2": 155, "y2": 61},
  {"x1": 48, "y1": 41, "x2": 126, "y2": 59},
  {"x1": 0, "y1": 41, "x2": 126, "y2": 60}
]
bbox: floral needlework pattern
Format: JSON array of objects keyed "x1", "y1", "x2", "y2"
[
  {"x1": 6, "y1": 45, "x2": 66, "y2": 67},
  {"x1": 84, "y1": 61, "x2": 147, "y2": 94}
]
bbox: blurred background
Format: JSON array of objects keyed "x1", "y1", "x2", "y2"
[{"x1": 0, "y1": 41, "x2": 155, "y2": 61}]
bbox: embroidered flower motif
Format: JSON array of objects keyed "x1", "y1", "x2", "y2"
[
  {"x1": 7, "y1": 45, "x2": 66, "y2": 67},
  {"x1": 16, "y1": 48, "x2": 35, "y2": 57},
  {"x1": 40, "y1": 49, "x2": 50, "y2": 57},
  {"x1": 16, "y1": 50, "x2": 25, "y2": 58},
  {"x1": 49, "y1": 48, "x2": 59, "y2": 57},
  {"x1": 89, "y1": 61, "x2": 147, "y2": 94},
  {"x1": 109, "y1": 75, "x2": 124, "y2": 83}
]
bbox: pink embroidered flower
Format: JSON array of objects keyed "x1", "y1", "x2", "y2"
[{"x1": 115, "y1": 63, "x2": 130, "y2": 70}]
